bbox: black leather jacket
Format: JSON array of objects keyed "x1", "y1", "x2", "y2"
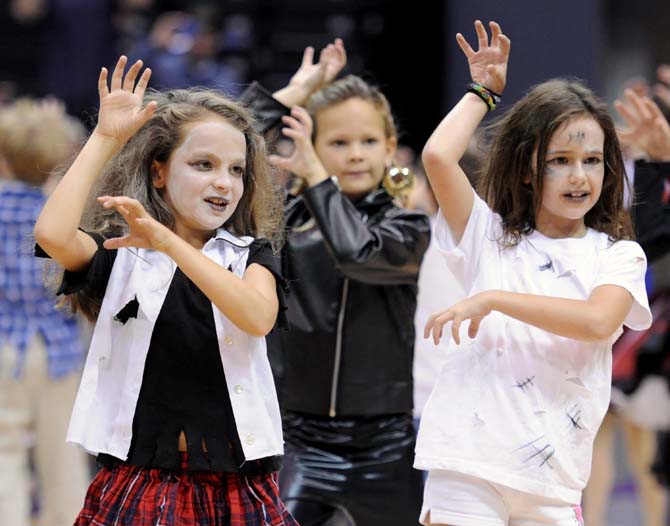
[
  {"x1": 632, "y1": 160, "x2": 670, "y2": 263},
  {"x1": 240, "y1": 83, "x2": 431, "y2": 417}
]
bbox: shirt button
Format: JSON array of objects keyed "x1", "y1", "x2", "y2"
[
  {"x1": 245, "y1": 434, "x2": 256, "y2": 445},
  {"x1": 233, "y1": 384, "x2": 244, "y2": 394},
  {"x1": 224, "y1": 336, "x2": 234, "y2": 346}
]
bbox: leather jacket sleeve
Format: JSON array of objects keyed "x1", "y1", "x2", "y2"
[
  {"x1": 238, "y1": 81, "x2": 290, "y2": 134},
  {"x1": 301, "y1": 178, "x2": 431, "y2": 285},
  {"x1": 632, "y1": 160, "x2": 670, "y2": 263}
]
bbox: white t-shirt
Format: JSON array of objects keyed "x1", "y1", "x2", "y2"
[
  {"x1": 414, "y1": 191, "x2": 652, "y2": 505},
  {"x1": 413, "y1": 215, "x2": 466, "y2": 418}
]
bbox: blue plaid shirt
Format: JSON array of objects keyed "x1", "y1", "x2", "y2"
[{"x1": 0, "y1": 180, "x2": 83, "y2": 378}]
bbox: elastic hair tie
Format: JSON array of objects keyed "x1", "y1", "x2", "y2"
[{"x1": 467, "y1": 82, "x2": 502, "y2": 111}]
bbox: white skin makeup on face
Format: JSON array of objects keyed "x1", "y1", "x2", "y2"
[
  {"x1": 535, "y1": 116, "x2": 605, "y2": 239},
  {"x1": 153, "y1": 116, "x2": 246, "y2": 247},
  {"x1": 313, "y1": 98, "x2": 396, "y2": 200}
]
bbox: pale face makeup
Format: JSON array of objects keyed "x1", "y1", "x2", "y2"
[
  {"x1": 153, "y1": 116, "x2": 246, "y2": 248},
  {"x1": 313, "y1": 97, "x2": 397, "y2": 200},
  {"x1": 534, "y1": 116, "x2": 605, "y2": 238}
]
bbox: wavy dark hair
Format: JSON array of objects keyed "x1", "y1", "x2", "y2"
[
  {"x1": 60, "y1": 89, "x2": 284, "y2": 320},
  {"x1": 477, "y1": 78, "x2": 633, "y2": 246}
]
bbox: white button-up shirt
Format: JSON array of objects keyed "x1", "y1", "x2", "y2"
[
  {"x1": 415, "y1": 191, "x2": 652, "y2": 504},
  {"x1": 67, "y1": 229, "x2": 284, "y2": 461}
]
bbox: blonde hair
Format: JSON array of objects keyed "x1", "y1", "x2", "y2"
[
  {"x1": 306, "y1": 75, "x2": 397, "y2": 140},
  {"x1": 0, "y1": 98, "x2": 84, "y2": 185}
]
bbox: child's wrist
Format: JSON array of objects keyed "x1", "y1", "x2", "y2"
[
  {"x1": 90, "y1": 129, "x2": 125, "y2": 152},
  {"x1": 467, "y1": 83, "x2": 502, "y2": 111},
  {"x1": 302, "y1": 162, "x2": 329, "y2": 187}
]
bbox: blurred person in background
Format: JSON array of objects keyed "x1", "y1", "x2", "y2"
[
  {"x1": 402, "y1": 144, "x2": 480, "y2": 436},
  {"x1": 128, "y1": 7, "x2": 246, "y2": 96},
  {"x1": 0, "y1": 98, "x2": 90, "y2": 526},
  {"x1": 582, "y1": 86, "x2": 670, "y2": 526}
]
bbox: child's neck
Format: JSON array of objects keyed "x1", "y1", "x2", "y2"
[{"x1": 535, "y1": 220, "x2": 587, "y2": 239}]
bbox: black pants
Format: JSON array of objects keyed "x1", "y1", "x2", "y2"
[{"x1": 279, "y1": 412, "x2": 423, "y2": 526}]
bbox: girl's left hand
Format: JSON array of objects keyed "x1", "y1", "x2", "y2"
[
  {"x1": 97, "y1": 196, "x2": 173, "y2": 251},
  {"x1": 268, "y1": 106, "x2": 329, "y2": 186},
  {"x1": 425, "y1": 291, "x2": 494, "y2": 345}
]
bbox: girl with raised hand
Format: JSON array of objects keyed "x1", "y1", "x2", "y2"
[
  {"x1": 415, "y1": 21, "x2": 652, "y2": 526},
  {"x1": 34, "y1": 56, "x2": 296, "y2": 526},
  {"x1": 241, "y1": 41, "x2": 430, "y2": 526}
]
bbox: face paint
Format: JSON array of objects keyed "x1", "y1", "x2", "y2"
[
  {"x1": 152, "y1": 116, "x2": 246, "y2": 247},
  {"x1": 535, "y1": 116, "x2": 606, "y2": 238}
]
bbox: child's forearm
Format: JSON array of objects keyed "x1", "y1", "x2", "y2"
[
  {"x1": 273, "y1": 84, "x2": 313, "y2": 108},
  {"x1": 162, "y1": 234, "x2": 278, "y2": 336},
  {"x1": 422, "y1": 94, "x2": 487, "y2": 241},
  {"x1": 35, "y1": 132, "x2": 121, "y2": 251},
  {"x1": 485, "y1": 287, "x2": 634, "y2": 342},
  {"x1": 423, "y1": 93, "x2": 487, "y2": 168}
]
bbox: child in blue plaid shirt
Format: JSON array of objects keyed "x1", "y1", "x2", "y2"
[{"x1": 0, "y1": 98, "x2": 90, "y2": 526}]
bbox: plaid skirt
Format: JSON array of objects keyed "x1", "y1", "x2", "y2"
[{"x1": 73, "y1": 453, "x2": 298, "y2": 526}]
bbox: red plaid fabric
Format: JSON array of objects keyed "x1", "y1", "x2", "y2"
[{"x1": 73, "y1": 453, "x2": 298, "y2": 526}]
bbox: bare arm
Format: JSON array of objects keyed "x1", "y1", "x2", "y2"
[
  {"x1": 98, "y1": 196, "x2": 278, "y2": 336},
  {"x1": 162, "y1": 234, "x2": 278, "y2": 336},
  {"x1": 272, "y1": 39, "x2": 347, "y2": 107},
  {"x1": 426, "y1": 285, "x2": 634, "y2": 345},
  {"x1": 34, "y1": 56, "x2": 157, "y2": 271},
  {"x1": 422, "y1": 20, "x2": 510, "y2": 243}
]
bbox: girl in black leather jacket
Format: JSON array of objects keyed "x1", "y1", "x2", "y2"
[{"x1": 241, "y1": 42, "x2": 430, "y2": 526}]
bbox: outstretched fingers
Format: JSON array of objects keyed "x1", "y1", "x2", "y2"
[
  {"x1": 123, "y1": 60, "x2": 143, "y2": 91},
  {"x1": 468, "y1": 317, "x2": 482, "y2": 340},
  {"x1": 489, "y1": 21, "x2": 501, "y2": 44},
  {"x1": 97, "y1": 196, "x2": 147, "y2": 222},
  {"x1": 110, "y1": 56, "x2": 128, "y2": 91},
  {"x1": 628, "y1": 89, "x2": 653, "y2": 122},
  {"x1": 474, "y1": 20, "x2": 489, "y2": 49},
  {"x1": 425, "y1": 310, "x2": 456, "y2": 346},
  {"x1": 613, "y1": 99, "x2": 636, "y2": 130},
  {"x1": 98, "y1": 67, "x2": 110, "y2": 98},
  {"x1": 456, "y1": 32, "x2": 475, "y2": 59}
]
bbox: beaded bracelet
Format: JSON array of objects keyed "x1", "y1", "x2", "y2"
[{"x1": 467, "y1": 82, "x2": 502, "y2": 111}]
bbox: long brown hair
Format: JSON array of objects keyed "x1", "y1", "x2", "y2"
[
  {"x1": 477, "y1": 79, "x2": 632, "y2": 246},
  {"x1": 62, "y1": 89, "x2": 284, "y2": 320}
]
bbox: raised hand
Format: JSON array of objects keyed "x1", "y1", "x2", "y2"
[
  {"x1": 653, "y1": 64, "x2": 670, "y2": 110},
  {"x1": 97, "y1": 196, "x2": 173, "y2": 251},
  {"x1": 289, "y1": 39, "x2": 347, "y2": 95},
  {"x1": 457, "y1": 20, "x2": 510, "y2": 95},
  {"x1": 320, "y1": 38, "x2": 347, "y2": 86},
  {"x1": 268, "y1": 106, "x2": 328, "y2": 186},
  {"x1": 615, "y1": 89, "x2": 670, "y2": 162},
  {"x1": 424, "y1": 291, "x2": 493, "y2": 345},
  {"x1": 95, "y1": 56, "x2": 158, "y2": 146},
  {"x1": 273, "y1": 39, "x2": 347, "y2": 108}
]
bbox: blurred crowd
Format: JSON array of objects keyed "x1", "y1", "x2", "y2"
[{"x1": 0, "y1": 3, "x2": 669, "y2": 526}]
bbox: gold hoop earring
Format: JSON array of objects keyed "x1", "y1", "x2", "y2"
[{"x1": 382, "y1": 164, "x2": 414, "y2": 198}]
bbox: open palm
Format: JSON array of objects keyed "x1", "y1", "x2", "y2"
[
  {"x1": 457, "y1": 20, "x2": 510, "y2": 95},
  {"x1": 96, "y1": 56, "x2": 157, "y2": 146}
]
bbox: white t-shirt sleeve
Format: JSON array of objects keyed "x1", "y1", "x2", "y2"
[
  {"x1": 593, "y1": 239, "x2": 651, "y2": 330},
  {"x1": 433, "y1": 189, "x2": 498, "y2": 292}
]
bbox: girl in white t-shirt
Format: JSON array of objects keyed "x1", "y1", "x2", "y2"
[{"x1": 415, "y1": 20, "x2": 653, "y2": 526}]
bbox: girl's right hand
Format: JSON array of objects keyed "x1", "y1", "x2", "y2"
[
  {"x1": 457, "y1": 20, "x2": 510, "y2": 95},
  {"x1": 94, "y1": 56, "x2": 158, "y2": 146},
  {"x1": 268, "y1": 106, "x2": 329, "y2": 187},
  {"x1": 97, "y1": 195, "x2": 173, "y2": 252}
]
